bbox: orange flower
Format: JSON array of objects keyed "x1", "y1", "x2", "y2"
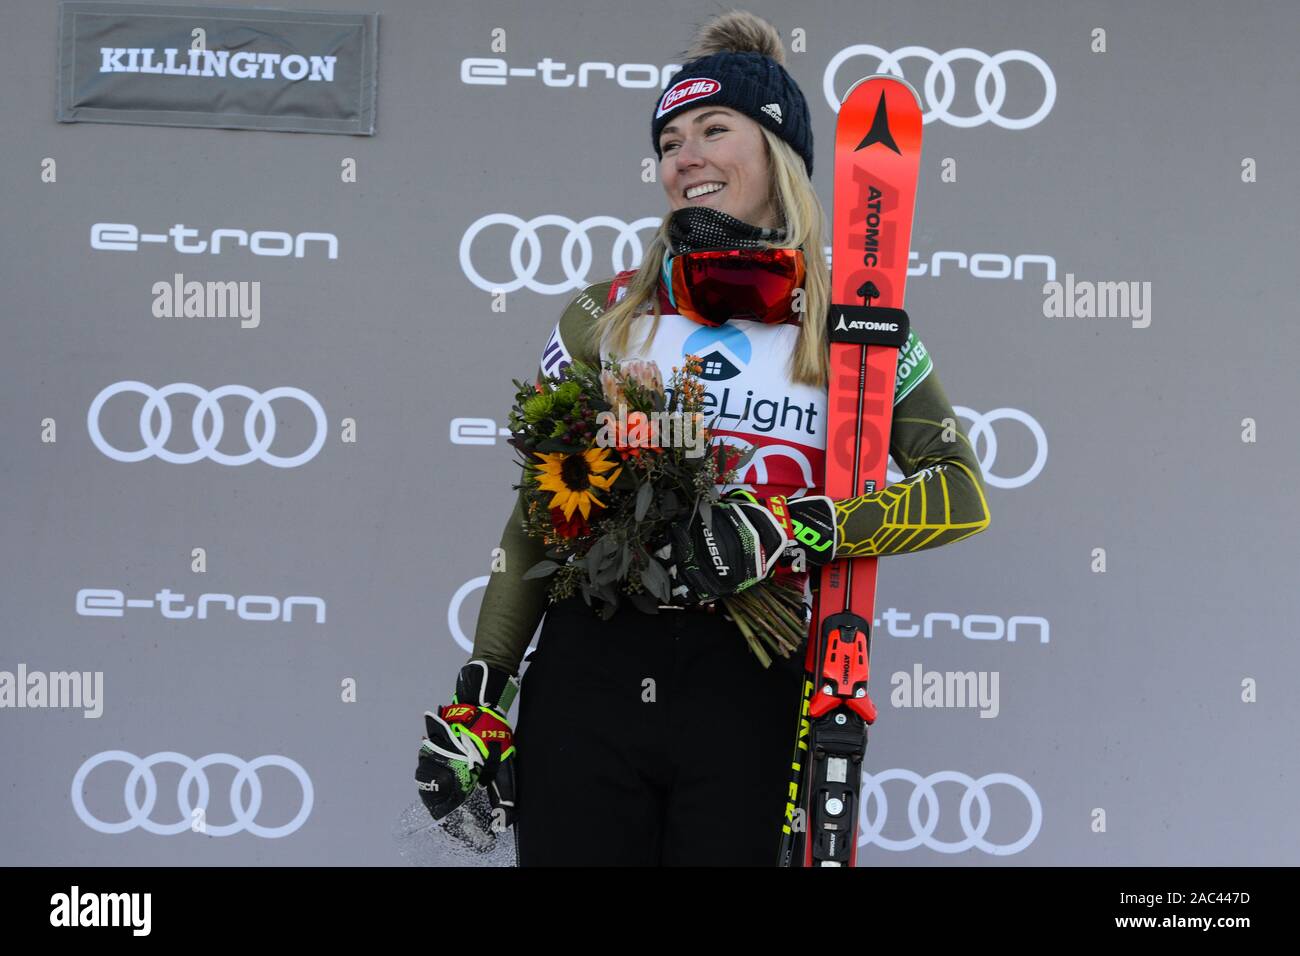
[{"x1": 611, "y1": 410, "x2": 662, "y2": 458}]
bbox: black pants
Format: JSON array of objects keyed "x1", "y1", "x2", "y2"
[{"x1": 514, "y1": 594, "x2": 805, "y2": 866}]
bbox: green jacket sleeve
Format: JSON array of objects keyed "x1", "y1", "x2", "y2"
[
  {"x1": 470, "y1": 488, "x2": 552, "y2": 677},
  {"x1": 469, "y1": 280, "x2": 613, "y2": 676},
  {"x1": 832, "y1": 331, "x2": 992, "y2": 557}
]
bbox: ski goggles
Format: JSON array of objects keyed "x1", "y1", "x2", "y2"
[{"x1": 661, "y1": 247, "x2": 807, "y2": 327}]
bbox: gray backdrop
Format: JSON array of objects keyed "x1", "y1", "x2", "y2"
[{"x1": 2, "y1": 0, "x2": 1297, "y2": 865}]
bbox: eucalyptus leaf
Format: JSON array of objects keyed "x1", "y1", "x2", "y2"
[
  {"x1": 595, "y1": 560, "x2": 622, "y2": 585},
  {"x1": 730, "y1": 442, "x2": 758, "y2": 470},
  {"x1": 522, "y1": 559, "x2": 560, "y2": 580},
  {"x1": 595, "y1": 584, "x2": 619, "y2": 615},
  {"x1": 641, "y1": 557, "x2": 671, "y2": 603},
  {"x1": 585, "y1": 535, "x2": 619, "y2": 583},
  {"x1": 634, "y1": 481, "x2": 653, "y2": 522},
  {"x1": 697, "y1": 497, "x2": 713, "y2": 532},
  {"x1": 584, "y1": 544, "x2": 602, "y2": 584}
]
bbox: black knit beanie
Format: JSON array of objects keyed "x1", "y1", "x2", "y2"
[{"x1": 651, "y1": 50, "x2": 814, "y2": 177}]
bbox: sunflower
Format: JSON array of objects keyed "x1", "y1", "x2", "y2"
[{"x1": 532, "y1": 446, "x2": 622, "y2": 521}]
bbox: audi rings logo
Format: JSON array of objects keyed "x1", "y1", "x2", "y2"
[
  {"x1": 955, "y1": 405, "x2": 1046, "y2": 490},
  {"x1": 885, "y1": 406, "x2": 1045, "y2": 490},
  {"x1": 825, "y1": 45, "x2": 1056, "y2": 129},
  {"x1": 72, "y1": 751, "x2": 314, "y2": 839},
  {"x1": 859, "y1": 769, "x2": 1042, "y2": 855},
  {"x1": 87, "y1": 382, "x2": 328, "y2": 468},
  {"x1": 459, "y1": 213, "x2": 662, "y2": 294}
]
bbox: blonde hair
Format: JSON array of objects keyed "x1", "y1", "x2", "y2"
[{"x1": 593, "y1": 126, "x2": 830, "y2": 389}]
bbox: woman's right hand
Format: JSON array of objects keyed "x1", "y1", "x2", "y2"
[{"x1": 415, "y1": 660, "x2": 520, "y2": 827}]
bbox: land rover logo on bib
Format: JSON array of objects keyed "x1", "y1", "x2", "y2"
[{"x1": 657, "y1": 78, "x2": 721, "y2": 118}]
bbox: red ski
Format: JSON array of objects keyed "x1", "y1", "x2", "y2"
[{"x1": 779, "y1": 75, "x2": 923, "y2": 867}]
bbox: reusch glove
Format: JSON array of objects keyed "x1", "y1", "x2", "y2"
[
  {"x1": 660, "y1": 489, "x2": 794, "y2": 603},
  {"x1": 416, "y1": 660, "x2": 519, "y2": 828},
  {"x1": 779, "y1": 495, "x2": 839, "y2": 567}
]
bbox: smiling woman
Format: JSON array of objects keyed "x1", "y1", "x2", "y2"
[
  {"x1": 658, "y1": 106, "x2": 781, "y2": 228},
  {"x1": 418, "y1": 8, "x2": 991, "y2": 868},
  {"x1": 596, "y1": 28, "x2": 828, "y2": 388}
]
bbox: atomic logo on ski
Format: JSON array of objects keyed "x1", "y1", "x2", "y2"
[
  {"x1": 833, "y1": 314, "x2": 900, "y2": 333},
  {"x1": 854, "y1": 90, "x2": 901, "y2": 155}
]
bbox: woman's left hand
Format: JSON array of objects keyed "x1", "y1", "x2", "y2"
[{"x1": 652, "y1": 490, "x2": 798, "y2": 603}]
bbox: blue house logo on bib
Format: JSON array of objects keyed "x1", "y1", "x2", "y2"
[{"x1": 682, "y1": 325, "x2": 751, "y2": 382}]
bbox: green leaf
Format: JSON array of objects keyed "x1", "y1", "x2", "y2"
[
  {"x1": 523, "y1": 559, "x2": 560, "y2": 580},
  {"x1": 594, "y1": 558, "x2": 622, "y2": 585},
  {"x1": 634, "y1": 481, "x2": 653, "y2": 522},
  {"x1": 585, "y1": 535, "x2": 618, "y2": 583},
  {"x1": 641, "y1": 558, "x2": 671, "y2": 602},
  {"x1": 697, "y1": 497, "x2": 713, "y2": 532},
  {"x1": 730, "y1": 442, "x2": 758, "y2": 470}
]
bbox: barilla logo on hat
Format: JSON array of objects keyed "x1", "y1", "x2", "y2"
[{"x1": 656, "y1": 77, "x2": 721, "y2": 119}]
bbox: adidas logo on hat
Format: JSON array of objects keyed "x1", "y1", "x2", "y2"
[{"x1": 761, "y1": 102, "x2": 783, "y2": 124}]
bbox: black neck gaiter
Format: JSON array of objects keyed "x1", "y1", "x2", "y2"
[{"x1": 665, "y1": 206, "x2": 786, "y2": 255}]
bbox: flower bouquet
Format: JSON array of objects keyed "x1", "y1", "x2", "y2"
[{"x1": 505, "y1": 355, "x2": 809, "y2": 667}]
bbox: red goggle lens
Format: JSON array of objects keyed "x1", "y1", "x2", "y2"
[{"x1": 669, "y1": 248, "x2": 806, "y2": 326}]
